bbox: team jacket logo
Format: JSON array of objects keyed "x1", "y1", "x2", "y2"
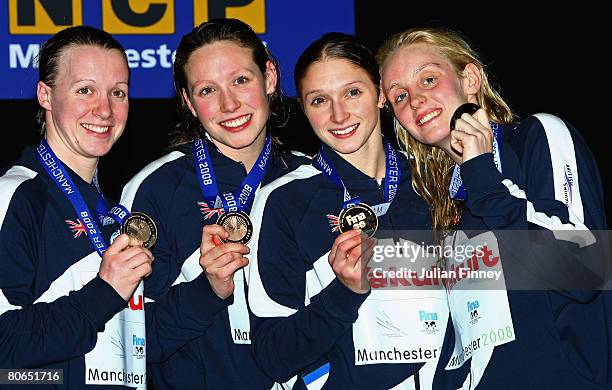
[
  {"x1": 66, "y1": 219, "x2": 87, "y2": 238},
  {"x1": 562, "y1": 163, "x2": 574, "y2": 206},
  {"x1": 326, "y1": 213, "x2": 340, "y2": 232},
  {"x1": 197, "y1": 201, "x2": 223, "y2": 220},
  {"x1": 376, "y1": 310, "x2": 407, "y2": 337}
]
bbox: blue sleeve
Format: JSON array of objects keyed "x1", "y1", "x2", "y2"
[
  {"x1": 145, "y1": 272, "x2": 232, "y2": 364},
  {"x1": 0, "y1": 191, "x2": 126, "y2": 368},
  {"x1": 460, "y1": 115, "x2": 610, "y2": 383},
  {"x1": 250, "y1": 193, "x2": 369, "y2": 382},
  {"x1": 461, "y1": 115, "x2": 606, "y2": 234}
]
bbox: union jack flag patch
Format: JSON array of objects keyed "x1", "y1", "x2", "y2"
[
  {"x1": 198, "y1": 201, "x2": 224, "y2": 220},
  {"x1": 327, "y1": 213, "x2": 340, "y2": 233},
  {"x1": 66, "y1": 219, "x2": 87, "y2": 238}
]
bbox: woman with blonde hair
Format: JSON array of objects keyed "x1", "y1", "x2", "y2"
[{"x1": 377, "y1": 28, "x2": 608, "y2": 390}]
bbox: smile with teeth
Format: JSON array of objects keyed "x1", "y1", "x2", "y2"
[
  {"x1": 220, "y1": 114, "x2": 252, "y2": 128},
  {"x1": 417, "y1": 110, "x2": 441, "y2": 126},
  {"x1": 82, "y1": 123, "x2": 110, "y2": 133},
  {"x1": 329, "y1": 123, "x2": 359, "y2": 135}
]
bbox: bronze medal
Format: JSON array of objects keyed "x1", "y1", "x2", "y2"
[
  {"x1": 338, "y1": 203, "x2": 378, "y2": 237},
  {"x1": 450, "y1": 103, "x2": 480, "y2": 131},
  {"x1": 217, "y1": 211, "x2": 253, "y2": 245},
  {"x1": 121, "y1": 212, "x2": 157, "y2": 248}
]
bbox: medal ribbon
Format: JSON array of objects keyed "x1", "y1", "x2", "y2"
[
  {"x1": 313, "y1": 139, "x2": 402, "y2": 216},
  {"x1": 449, "y1": 123, "x2": 502, "y2": 201},
  {"x1": 35, "y1": 140, "x2": 108, "y2": 256},
  {"x1": 192, "y1": 133, "x2": 273, "y2": 213},
  {"x1": 89, "y1": 171, "x2": 128, "y2": 227}
]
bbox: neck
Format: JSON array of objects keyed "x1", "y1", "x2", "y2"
[
  {"x1": 338, "y1": 134, "x2": 386, "y2": 179},
  {"x1": 210, "y1": 130, "x2": 267, "y2": 173},
  {"x1": 45, "y1": 135, "x2": 98, "y2": 183}
]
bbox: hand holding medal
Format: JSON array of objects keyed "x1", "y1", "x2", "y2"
[
  {"x1": 120, "y1": 212, "x2": 158, "y2": 248},
  {"x1": 328, "y1": 229, "x2": 377, "y2": 294},
  {"x1": 199, "y1": 225, "x2": 250, "y2": 299},
  {"x1": 449, "y1": 103, "x2": 493, "y2": 163}
]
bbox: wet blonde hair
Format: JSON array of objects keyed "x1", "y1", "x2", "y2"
[{"x1": 376, "y1": 28, "x2": 514, "y2": 232}]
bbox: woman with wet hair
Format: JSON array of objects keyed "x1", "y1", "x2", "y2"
[{"x1": 377, "y1": 27, "x2": 608, "y2": 390}]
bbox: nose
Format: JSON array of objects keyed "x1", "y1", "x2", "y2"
[
  {"x1": 93, "y1": 95, "x2": 112, "y2": 119},
  {"x1": 410, "y1": 92, "x2": 425, "y2": 110},
  {"x1": 220, "y1": 89, "x2": 240, "y2": 113},
  {"x1": 330, "y1": 100, "x2": 349, "y2": 124}
]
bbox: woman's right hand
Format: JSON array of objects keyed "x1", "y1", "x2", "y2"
[
  {"x1": 450, "y1": 108, "x2": 493, "y2": 163},
  {"x1": 199, "y1": 224, "x2": 250, "y2": 300},
  {"x1": 328, "y1": 229, "x2": 377, "y2": 294},
  {"x1": 99, "y1": 233, "x2": 154, "y2": 301}
]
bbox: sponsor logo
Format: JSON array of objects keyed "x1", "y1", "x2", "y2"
[
  {"x1": 110, "y1": 330, "x2": 125, "y2": 358},
  {"x1": 467, "y1": 300, "x2": 481, "y2": 324},
  {"x1": 9, "y1": 0, "x2": 266, "y2": 35},
  {"x1": 562, "y1": 163, "x2": 574, "y2": 206},
  {"x1": 129, "y1": 293, "x2": 144, "y2": 311},
  {"x1": 132, "y1": 334, "x2": 145, "y2": 358},
  {"x1": 419, "y1": 310, "x2": 439, "y2": 334},
  {"x1": 376, "y1": 310, "x2": 406, "y2": 338}
]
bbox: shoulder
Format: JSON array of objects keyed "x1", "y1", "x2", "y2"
[
  {"x1": 262, "y1": 163, "x2": 322, "y2": 200},
  {"x1": 254, "y1": 163, "x2": 323, "y2": 216},
  {"x1": 0, "y1": 164, "x2": 44, "y2": 235},
  {"x1": 502, "y1": 114, "x2": 597, "y2": 172},
  {"x1": 268, "y1": 149, "x2": 312, "y2": 178},
  {"x1": 120, "y1": 150, "x2": 188, "y2": 209}
]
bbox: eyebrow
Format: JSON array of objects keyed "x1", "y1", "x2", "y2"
[
  {"x1": 71, "y1": 79, "x2": 129, "y2": 86},
  {"x1": 303, "y1": 80, "x2": 368, "y2": 99},
  {"x1": 385, "y1": 62, "x2": 442, "y2": 92}
]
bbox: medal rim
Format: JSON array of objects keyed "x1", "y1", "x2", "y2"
[
  {"x1": 121, "y1": 211, "x2": 157, "y2": 248},
  {"x1": 338, "y1": 203, "x2": 378, "y2": 237},
  {"x1": 217, "y1": 211, "x2": 253, "y2": 245}
]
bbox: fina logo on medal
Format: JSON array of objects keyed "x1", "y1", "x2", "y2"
[
  {"x1": 467, "y1": 300, "x2": 482, "y2": 324},
  {"x1": 66, "y1": 219, "x2": 87, "y2": 238},
  {"x1": 198, "y1": 201, "x2": 224, "y2": 220},
  {"x1": 419, "y1": 310, "x2": 439, "y2": 334}
]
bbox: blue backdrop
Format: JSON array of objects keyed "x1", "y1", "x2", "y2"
[{"x1": 1, "y1": 0, "x2": 354, "y2": 99}]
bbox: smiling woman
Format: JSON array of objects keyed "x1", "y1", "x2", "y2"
[
  {"x1": 37, "y1": 44, "x2": 129, "y2": 181},
  {"x1": 247, "y1": 33, "x2": 438, "y2": 389},
  {"x1": 0, "y1": 26, "x2": 154, "y2": 388},
  {"x1": 118, "y1": 18, "x2": 310, "y2": 390}
]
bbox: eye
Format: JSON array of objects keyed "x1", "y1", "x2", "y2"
[
  {"x1": 423, "y1": 76, "x2": 437, "y2": 87},
  {"x1": 394, "y1": 91, "x2": 408, "y2": 104},
  {"x1": 311, "y1": 96, "x2": 326, "y2": 106},
  {"x1": 234, "y1": 75, "x2": 248, "y2": 85},
  {"x1": 111, "y1": 89, "x2": 127, "y2": 98},
  {"x1": 199, "y1": 86, "x2": 215, "y2": 96},
  {"x1": 76, "y1": 87, "x2": 92, "y2": 95},
  {"x1": 346, "y1": 88, "x2": 361, "y2": 98}
]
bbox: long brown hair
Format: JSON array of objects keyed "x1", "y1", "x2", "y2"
[{"x1": 377, "y1": 28, "x2": 515, "y2": 232}]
